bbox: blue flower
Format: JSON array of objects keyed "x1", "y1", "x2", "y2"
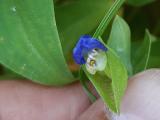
[{"x1": 73, "y1": 35, "x2": 107, "y2": 65}]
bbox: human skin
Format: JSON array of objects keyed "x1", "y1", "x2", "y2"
[{"x1": 0, "y1": 69, "x2": 159, "y2": 120}]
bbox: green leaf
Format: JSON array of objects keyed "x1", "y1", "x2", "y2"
[
  {"x1": 127, "y1": 0, "x2": 156, "y2": 6},
  {"x1": 108, "y1": 15, "x2": 133, "y2": 76},
  {"x1": 84, "y1": 45, "x2": 128, "y2": 113},
  {"x1": 148, "y1": 56, "x2": 160, "y2": 68},
  {"x1": 0, "y1": 66, "x2": 24, "y2": 80},
  {"x1": 132, "y1": 37, "x2": 160, "y2": 69},
  {"x1": 55, "y1": 0, "x2": 113, "y2": 58},
  {"x1": 132, "y1": 29, "x2": 152, "y2": 74},
  {"x1": 93, "y1": 0, "x2": 125, "y2": 38},
  {"x1": 0, "y1": 0, "x2": 74, "y2": 85},
  {"x1": 147, "y1": 38, "x2": 160, "y2": 68}
]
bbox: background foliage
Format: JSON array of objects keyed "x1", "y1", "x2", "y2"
[{"x1": 0, "y1": 0, "x2": 159, "y2": 82}]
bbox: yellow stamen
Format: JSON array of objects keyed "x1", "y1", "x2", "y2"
[{"x1": 89, "y1": 60, "x2": 96, "y2": 66}]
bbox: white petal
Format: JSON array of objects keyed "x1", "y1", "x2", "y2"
[
  {"x1": 85, "y1": 63, "x2": 96, "y2": 75},
  {"x1": 95, "y1": 52, "x2": 107, "y2": 71}
]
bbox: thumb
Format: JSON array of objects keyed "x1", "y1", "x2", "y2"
[{"x1": 77, "y1": 69, "x2": 160, "y2": 120}]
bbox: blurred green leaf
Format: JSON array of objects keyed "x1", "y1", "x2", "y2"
[
  {"x1": 148, "y1": 39, "x2": 160, "y2": 68},
  {"x1": 55, "y1": 0, "x2": 113, "y2": 58},
  {"x1": 127, "y1": 0, "x2": 156, "y2": 6},
  {"x1": 53, "y1": 0, "x2": 59, "y2": 3},
  {"x1": 0, "y1": 66, "x2": 23, "y2": 80},
  {"x1": 0, "y1": 0, "x2": 74, "y2": 85},
  {"x1": 148, "y1": 56, "x2": 160, "y2": 68},
  {"x1": 132, "y1": 30, "x2": 152, "y2": 74},
  {"x1": 132, "y1": 38, "x2": 160, "y2": 69},
  {"x1": 108, "y1": 15, "x2": 132, "y2": 76},
  {"x1": 84, "y1": 45, "x2": 128, "y2": 113},
  {"x1": 93, "y1": 0, "x2": 125, "y2": 38},
  {"x1": 0, "y1": 73, "x2": 24, "y2": 80}
]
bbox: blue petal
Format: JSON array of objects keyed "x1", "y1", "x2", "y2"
[{"x1": 73, "y1": 35, "x2": 107, "y2": 65}]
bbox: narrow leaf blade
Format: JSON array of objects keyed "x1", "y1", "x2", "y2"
[
  {"x1": 93, "y1": 0, "x2": 125, "y2": 38},
  {"x1": 132, "y1": 29, "x2": 152, "y2": 74}
]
